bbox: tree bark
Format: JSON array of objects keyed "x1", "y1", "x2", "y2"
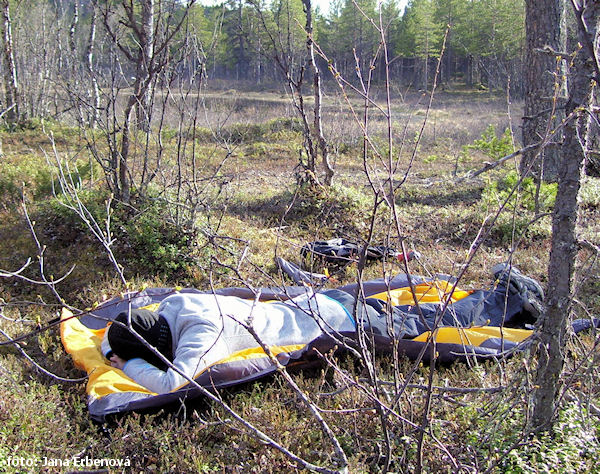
[
  {"x1": 0, "y1": 0, "x2": 19, "y2": 123},
  {"x1": 68, "y1": 1, "x2": 79, "y2": 82},
  {"x1": 531, "y1": 0, "x2": 599, "y2": 431},
  {"x1": 118, "y1": 96, "x2": 137, "y2": 205},
  {"x1": 520, "y1": 0, "x2": 567, "y2": 182},
  {"x1": 236, "y1": 0, "x2": 246, "y2": 80}
]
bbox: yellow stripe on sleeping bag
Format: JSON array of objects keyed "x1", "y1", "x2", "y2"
[
  {"x1": 169, "y1": 344, "x2": 307, "y2": 392},
  {"x1": 412, "y1": 326, "x2": 533, "y2": 345},
  {"x1": 369, "y1": 281, "x2": 472, "y2": 307},
  {"x1": 141, "y1": 302, "x2": 160, "y2": 312},
  {"x1": 60, "y1": 308, "x2": 156, "y2": 398},
  {"x1": 209, "y1": 344, "x2": 306, "y2": 365}
]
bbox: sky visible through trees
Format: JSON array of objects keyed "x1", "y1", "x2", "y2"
[{"x1": 201, "y1": 0, "x2": 410, "y2": 16}]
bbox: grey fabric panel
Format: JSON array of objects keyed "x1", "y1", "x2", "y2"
[
  {"x1": 373, "y1": 335, "x2": 511, "y2": 364},
  {"x1": 478, "y1": 337, "x2": 524, "y2": 351},
  {"x1": 81, "y1": 288, "x2": 204, "y2": 329},
  {"x1": 81, "y1": 287, "x2": 308, "y2": 329},
  {"x1": 88, "y1": 391, "x2": 156, "y2": 421},
  {"x1": 276, "y1": 256, "x2": 328, "y2": 285},
  {"x1": 572, "y1": 318, "x2": 600, "y2": 333},
  {"x1": 337, "y1": 274, "x2": 455, "y2": 297}
]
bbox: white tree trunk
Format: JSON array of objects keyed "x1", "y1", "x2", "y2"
[
  {"x1": 86, "y1": 2, "x2": 100, "y2": 128},
  {"x1": 136, "y1": 0, "x2": 154, "y2": 132},
  {"x1": 0, "y1": 0, "x2": 19, "y2": 123}
]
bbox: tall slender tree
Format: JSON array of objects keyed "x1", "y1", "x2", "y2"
[
  {"x1": 0, "y1": 0, "x2": 19, "y2": 123},
  {"x1": 135, "y1": 0, "x2": 154, "y2": 132},
  {"x1": 86, "y1": 1, "x2": 100, "y2": 128},
  {"x1": 531, "y1": 0, "x2": 599, "y2": 431},
  {"x1": 302, "y1": 0, "x2": 333, "y2": 185},
  {"x1": 520, "y1": 0, "x2": 567, "y2": 182},
  {"x1": 407, "y1": 0, "x2": 442, "y2": 90}
]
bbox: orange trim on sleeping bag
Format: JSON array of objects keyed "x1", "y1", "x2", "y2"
[
  {"x1": 60, "y1": 308, "x2": 156, "y2": 398},
  {"x1": 369, "y1": 280, "x2": 472, "y2": 307},
  {"x1": 412, "y1": 325, "x2": 532, "y2": 345},
  {"x1": 169, "y1": 344, "x2": 307, "y2": 392}
]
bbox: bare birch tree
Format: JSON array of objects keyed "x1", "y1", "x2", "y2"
[
  {"x1": 135, "y1": 0, "x2": 154, "y2": 132},
  {"x1": 0, "y1": 0, "x2": 19, "y2": 123},
  {"x1": 85, "y1": 1, "x2": 101, "y2": 128},
  {"x1": 302, "y1": 0, "x2": 334, "y2": 186},
  {"x1": 97, "y1": 0, "x2": 196, "y2": 203}
]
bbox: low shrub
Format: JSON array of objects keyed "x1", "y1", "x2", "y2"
[
  {"x1": 283, "y1": 182, "x2": 369, "y2": 233},
  {"x1": 37, "y1": 188, "x2": 110, "y2": 245},
  {"x1": 462, "y1": 124, "x2": 514, "y2": 161},
  {"x1": 465, "y1": 125, "x2": 557, "y2": 245},
  {"x1": 0, "y1": 153, "x2": 98, "y2": 210},
  {"x1": 480, "y1": 171, "x2": 557, "y2": 244},
  {"x1": 116, "y1": 197, "x2": 199, "y2": 280},
  {"x1": 497, "y1": 404, "x2": 600, "y2": 473},
  {"x1": 209, "y1": 117, "x2": 303, "y2": 144},
  {"x1": 37, "y1": 189, "x2": 201, "y2": 282},
  {"x1": 482, "y1": 170, "x2": 557, "y2": 213},
  {"x1": 487, "y1": 212, "x2": 553, "y2": 245},
  {"x1": 0, "y1": 158, "x2": 52, "y2": 207}
]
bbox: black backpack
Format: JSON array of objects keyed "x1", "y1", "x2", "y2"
[{"x1": 300, "y1": 238, "x2": 398, "y2": 266}]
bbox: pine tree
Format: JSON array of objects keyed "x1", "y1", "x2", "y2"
[{"x1": 405, "y1": 0, "x2": 443, "y2": 90}]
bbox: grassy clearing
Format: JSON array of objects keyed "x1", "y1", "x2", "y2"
[{"x1": 0, "y1": 88, "x2": 599, "y2": 472}]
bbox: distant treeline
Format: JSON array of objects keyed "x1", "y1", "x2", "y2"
[
  {"x1": 197, "y1": 0, "x2": 526, "y2": 94},
  {"x1": 1, "y1": 0, "x2": 529, "y2": 125}
]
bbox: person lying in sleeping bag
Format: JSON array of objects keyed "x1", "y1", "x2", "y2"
[
  {"x1": 102, "y1": 291, "x2": 357, "y2": 394},
  {"x1": 101, "y1": 264, "x2": 544, "y2": 394}
]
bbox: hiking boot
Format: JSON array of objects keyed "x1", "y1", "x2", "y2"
[
  {"x1": 522, "y1": 296, "x2": 544, "y2": 321},
  {"x1": 492, "y1": 262, "x2": 545, "y2": 301}
]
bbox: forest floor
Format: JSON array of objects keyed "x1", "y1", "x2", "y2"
[{"x1": 0, "y1": 86, "x2": 599, "y2": 472}]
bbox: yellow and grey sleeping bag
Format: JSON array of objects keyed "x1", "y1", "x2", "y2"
[{"x1": 61, "y1": 274, "x2": 539, "y2": 421}]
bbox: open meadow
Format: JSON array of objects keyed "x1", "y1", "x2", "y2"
[{"x1": 0, "y1": 85, "x2": 599, "y2": 472}]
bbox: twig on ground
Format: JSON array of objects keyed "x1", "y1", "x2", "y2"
[{"x1": 457, "y1": 142, "x2": 540, "y2": 181}]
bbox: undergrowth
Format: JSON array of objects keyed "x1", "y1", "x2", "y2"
[
  {"x1": 480, "y1": 170, "x2": 557, "y2": 244},
  {"x1": 0, "y1": 96, "x2": 598, "y2": 472},
  {"x1": 463, "y1": 124, "x2": 514, "y2": 161}
]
